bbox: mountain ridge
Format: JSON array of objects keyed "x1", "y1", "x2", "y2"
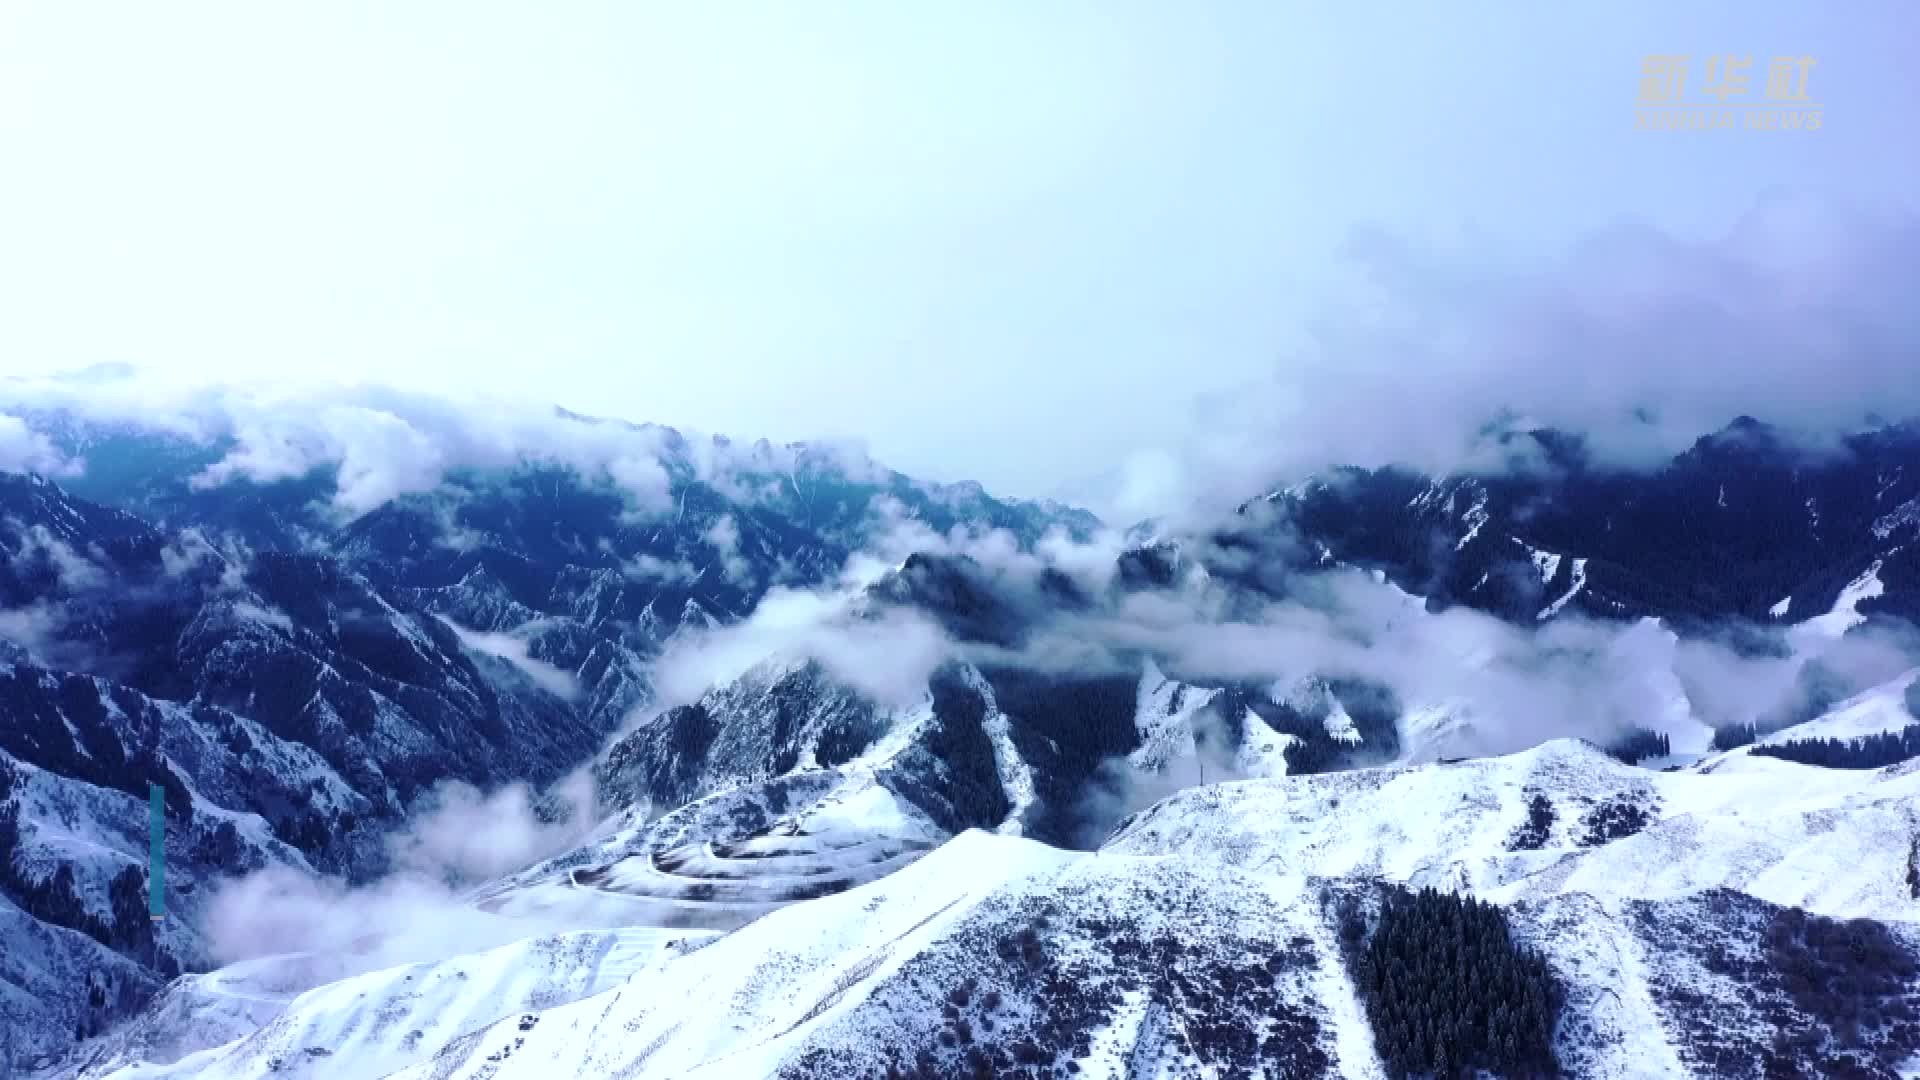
[{"x1": 5, "y1": 406, "x2": 1920, "y2": 1076}]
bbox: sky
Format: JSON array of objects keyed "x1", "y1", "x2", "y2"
[{"x1": 3, "y1": 2, "x2": 1917, "y2": 519}]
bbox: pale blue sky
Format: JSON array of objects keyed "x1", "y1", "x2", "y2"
[{"x1": 2, "y1": 3, "x2": 1915, "y2": 513}]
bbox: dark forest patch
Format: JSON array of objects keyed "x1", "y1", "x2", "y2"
[
  {"x1": 880, "y1": 669, "x2": 1011, "y2": 834},
  {"x1": 1506, "y1": 792, "x2": 1556, "y2": 851},
  {"x1": 1603, "y1": 728, "x2": 1671, "y2": 765},
  {"x1": 982, "y1": 667, "x2": 1139, "y2": 846},
  {"x1": 1334, "y1": 885, "x2": 1561, "y2": 1079},
  {"x1": 1751, "y1": 724, "x2": 1920, "y2": 770},
  {"x1": 1579, "y1": 794, "x2": 1657, "y2": 846}
]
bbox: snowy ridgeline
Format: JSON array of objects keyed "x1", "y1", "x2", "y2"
[
  {"x1": 15, "y1": 395, "x2": 1920, "y2": 1079},
  {"x1": 54, "y1": 699, "x2": 1920, "y2": 1080}
]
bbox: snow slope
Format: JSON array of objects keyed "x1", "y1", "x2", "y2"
[
  {"x1": 1, "y1": 893, "x2": 156, "y2": 1073},
  {"x1": 1742, "y1": 668, "x2": 1920, "y2": 748},
  {"x1": 384, "y1": 832, "x2": 1372, "y2": 1080},
  {"x1": 367, "y1": 736, "x2": 1920, "y2": 1079},
  {"x1": 83, "y1": 929, "x2": 708, "y2": 1080},
  {"x1": 1794, "y1": 559, "x2": 1889, "y2": 641},
  {"x1": 98, "y1": 732, "x2": 1920, "y2": 1080},
  {"x1": 58, "y1": 954, "x2": 361, "y2": 1077},
  {"x1": 1109, "y1": 738, "x2": 1920, "y2": 923}
]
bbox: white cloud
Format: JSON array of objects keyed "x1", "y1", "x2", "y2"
[
  {"x1": 1109, "y1": 449, "x2": 1186, "y2": 524},
  {"x1": 606, "y1": 454, "x2": 673, "y2": 516},
  {"x1": 0, "y1": 414, "x2": 76, "y2": 476},
  {"x1": 1035, "y1": 524, "x2": 1124, "y2": 595},
  {"x1": 387, "y1": 770, "x2": 597, "y2": 884},
  {"x1": 204, "y1": 848, "x2": 583, "y2": 978},
  {"x1": 646, "y1": 506, "x2": 1139, "y2": 713},
  {"x1": 650, "y1": 584, "x2": 948, "y2": 710},
  {"x1": 622, "y1": 552, "x2": 700, "y2": 585},
  {"x1": 0, "y1": 372, "x2": 939, "y2": 526},
  {"x1": 233, "y1": 601, "x2": 294, "y2": 634},
  {"x1": 7, "y1": 523, "x2": 107, "y2": 590},
  {"x1": 424, "y1": 496, "x2": 489, "y2": 552},
  {"x1": 701, "y1": 513, "x2": 753, "y2": 585},
  {"x1": 853, "y1": 499, "x2": 1127, "y2": 600},
  {"x1": 4, "y1": 374, "x2": 690, "y2": 521},
  {"x1": 1128, "y1": 197, "x2": 1920, "y2": 521},
  {"x1": 438, "y1": 616, "x2": 582, "y2": 702},
  {"x1": 0, "y1": 603, "x2": 62, "y2": 661},
  {"x1": 159, "y1": 528, "x2": 220, "y2": 578},
  {"x1": 160, "y1": 527, "x2": 252, "y2": 591},
  {"x1": 702, "y1": 512, "x2": 739, "y2": 553},
  {"x1": 203, "y1": 769, "x2": 602, "y2": 975}
]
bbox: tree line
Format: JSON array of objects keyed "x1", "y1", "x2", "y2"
[
  {"x1": 1710, "y1": 722, "x2": 1760, "y2": 752},
  {"x1": 1749, "y1": 723, "x2": 1920, "y2": 770},
  {"x1": 1603, "y1": 728, "x2": 1671, "y2": 765}
]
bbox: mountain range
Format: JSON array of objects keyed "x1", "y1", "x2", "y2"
[{"x1": 2, "y1": 400, "x2": 1918, "y2": 1078}]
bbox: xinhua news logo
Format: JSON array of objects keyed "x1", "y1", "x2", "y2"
[{"x1": 1636, "y1": 55, "x2": 1821, "y2": 132}]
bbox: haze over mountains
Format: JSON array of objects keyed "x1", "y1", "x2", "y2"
[{"x1": 2, "y1": 375, "x2": 1920, "y2": 1078}]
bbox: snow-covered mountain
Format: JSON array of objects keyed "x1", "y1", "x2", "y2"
[
  {"x1": 8, "y1": 402, "x2": 1920, "y2": 1078},
  {"x1": 52, "y1": 665, "x2": 1920, "y2": 1077},
  {"x1": 1244, "y1": 418, "x2": 1920, "y2": 626},
  {"x1": 0, "y1": 409, "x2": 1096, "y2": 1072},
  {"x1": 69, "y1": 704, "x2": 1920, "y2": 1079}
]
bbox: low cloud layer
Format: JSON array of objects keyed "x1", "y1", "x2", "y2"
[
  {"x1": 1111, "y1": 196, "x2": 1920, "y2": 522},
  {"x1": 0, "y1": 371, "x2": 901, "y2": 523},
  {"x1": 10, "y1": 195, "x2": 1917, "y2": 533},
  {"x1": 439, "y1": 617, "x2": 583, "y2": 702},
  {"x1": 387, "y1": 769, "x2": 598, "y2": 883},
  {"x1": 203, "y1": 768, "x2": 601, "y2": 974},
  {"x1": 1073, "y1": 703, "x2": 1251, "y2": 847},
  {"x1": 202, "y1": 865, "x2": 550, "y2": 973},
  {"x1": 702, "y1": 514, "x2": 755, "y2": 586},
  {"x1": 658, "y1": 507, "x2": 1920, "y2": 770},
  {"x1": 0, "y1": 521, "x2": 116, "y2": 671},
  {"x1": 0, "y1": 415, "x2": 74, "y2": 476},
  {"x1": 651, "y1": 584, "x2": 949, "y2": 711},
  {"x1": 8, "y1": 522, "x2": 108, "y2": 590},
  {"x1": 649, "y1": 512, "x2": 1130, "y2": 712}
]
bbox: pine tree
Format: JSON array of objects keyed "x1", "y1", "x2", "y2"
[
  {"x1": 1750, "y1": 723, "x2": 1920, "y2": 769},
  {"x1": 1711, "y1": 722, "x2": 1760, "y2": 752},
  {"x1": 1345, "y1": 885, "x2": 1563, "y2": 1078}
]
